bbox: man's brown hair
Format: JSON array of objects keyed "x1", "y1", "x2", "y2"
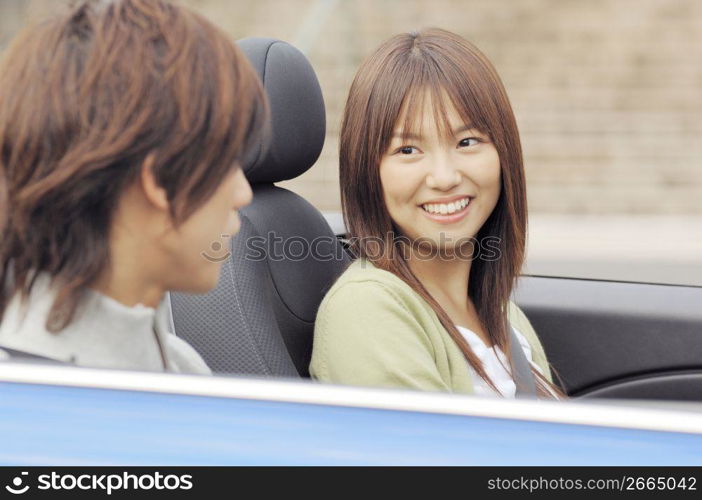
[{"x1": 0, "y1": 0, "x2": 267, "y2": 331}]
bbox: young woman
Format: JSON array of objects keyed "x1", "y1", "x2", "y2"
[
  {"x1": 310, "y1": 28, "x2": 562, "y2": 398},
  {"x1": 0, "y1": 0, "x2": 267, "y2": 373}
]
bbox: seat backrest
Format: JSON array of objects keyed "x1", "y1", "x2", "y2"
[{"x1": 170, "y1": 38, "x2": 349, "y2": 377}]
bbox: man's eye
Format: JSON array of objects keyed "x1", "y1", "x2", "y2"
[{"x1": 458, "y1": 137, "x2": 480, "y2": 148}]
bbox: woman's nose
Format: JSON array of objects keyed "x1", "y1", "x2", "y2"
[{"x1": 425, "y1": 154, "x2": 461, "y2": 191}]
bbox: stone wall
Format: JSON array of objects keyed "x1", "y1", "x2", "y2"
[{"x1": 3, "y1": 0, "x2": 701, "y2": 214}]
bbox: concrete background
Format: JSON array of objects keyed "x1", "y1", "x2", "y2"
[{"x1": 2, "y1": 0, "x2": 701, "y2": 284}]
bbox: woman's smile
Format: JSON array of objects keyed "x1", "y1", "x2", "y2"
[{"x1": 420, "y1": 195, "x2": 473, "y2": 224}]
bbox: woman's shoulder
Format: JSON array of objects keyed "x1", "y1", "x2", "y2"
[
  {"x1": 332, "y1": 258, "x2": 405, "y2": 284},
  {"x1": 311, "y1": 259, "x2": 452, "y2": 391},
  {"x1": 323, "y1": 259, "x2": 425, "y2": 307},
  {"x1": 314, "y1": 259, "x2": 445, "y2": 369},
  {"x1": 317, "y1": 259, "x2": 441, "y2": 333}
]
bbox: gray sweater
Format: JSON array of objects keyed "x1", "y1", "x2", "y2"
[{"x1": 0, "y1": 274, "x2": 211, "y2": 374}]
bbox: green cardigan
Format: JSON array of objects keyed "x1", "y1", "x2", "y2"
[{"x1": 310, "y1": 259, "x2": 552, "y2": 394}]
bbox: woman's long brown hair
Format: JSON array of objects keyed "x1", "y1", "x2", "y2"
[
  {"x1": 340, "y1": 28, "x2": 563, "y2": 398},
  {"x1": 0, "y1": 0, "x2": 268, "y2": 331}
]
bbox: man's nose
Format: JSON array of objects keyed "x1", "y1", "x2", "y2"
[{"x1": 235, "y1": 170, "x2": 253, "y2": 209}]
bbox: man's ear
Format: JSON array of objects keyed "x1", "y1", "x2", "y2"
[{"x1": 139, "y1": 153, "x2": 169, "y2": 212}]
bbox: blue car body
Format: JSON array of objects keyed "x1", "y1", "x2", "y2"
[{"x1": 1, "y1": 363, "x2": 701, "y2": 465}]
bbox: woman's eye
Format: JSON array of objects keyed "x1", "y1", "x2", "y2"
[
  {"x1": 396, "y1": 146, "x2": 419, "y2": 155},
  {"x1": 458, "y1": 137, "x2": 480, "y2": 148}
]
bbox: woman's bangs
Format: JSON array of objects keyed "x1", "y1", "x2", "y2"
[
  {"x1": 395, "y1": 78, "x2": 488, "y2": 145},
  {"x1": 394, "y1": 60, "x2": 491, "y2": 143}
]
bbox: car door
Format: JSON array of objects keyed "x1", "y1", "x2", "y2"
[
  {"x1": 1, "y1": 362, "x2": 701, "y2": 465},
  {"x1": 514, "y1": 276, "x2": 702, "y2": 401}
]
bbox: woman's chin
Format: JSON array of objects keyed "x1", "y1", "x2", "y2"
[{"x1": 412, "y1": 228, "x2": 478, "y2": 248}]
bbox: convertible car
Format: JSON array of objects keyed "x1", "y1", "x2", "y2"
[{"x1": 1, "y1": 38, "x2": 701, "y2": 465}]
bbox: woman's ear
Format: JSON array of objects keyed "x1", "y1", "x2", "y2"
[{"x1": 139, "y1": 153, "x2": 170, "y2": 212}]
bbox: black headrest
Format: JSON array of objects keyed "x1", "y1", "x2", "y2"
[{"x1": 237, "y1": 38, "x2": 326, "y2": 184}]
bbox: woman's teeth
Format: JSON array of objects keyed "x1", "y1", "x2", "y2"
[{"x1": 421, "y1": 197, "x2": 470, "y2": 215}]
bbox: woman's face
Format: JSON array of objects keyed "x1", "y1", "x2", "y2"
[
  {"x1": 161, "y1": 166, "x2": 253, "y2": 292},
  {"x1": 379, "y1": 91, "x2": 502, "y2": 253}
]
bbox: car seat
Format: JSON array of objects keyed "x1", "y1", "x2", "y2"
[{"x1": 169, "y1": 38, "x2": 350, "y2": 377}]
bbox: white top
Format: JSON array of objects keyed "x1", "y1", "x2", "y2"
[
  {"x1": 0, "y1": 273, "x2": 210, "y2": 374},
  {"x1": 455, "y1": 325, "x2": 541, "y2": 398}
]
